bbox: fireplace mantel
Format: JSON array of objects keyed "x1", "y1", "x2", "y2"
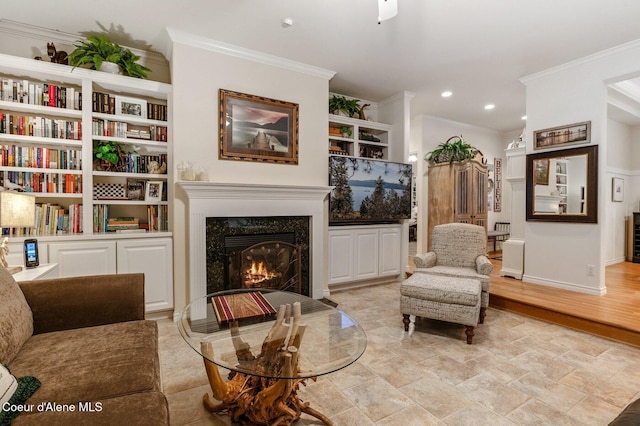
[{"x1": 178, "y1": 182, "x2": 332, "y2": 305}]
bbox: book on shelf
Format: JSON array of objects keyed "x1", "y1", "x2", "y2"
[{"x1": 114, "y1": 228, "x2": 147, "y2": 234}]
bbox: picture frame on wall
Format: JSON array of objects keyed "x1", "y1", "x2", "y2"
[
  {"x1": 612, "y1": 177, "x2": 624, "y2": 202},
  {"x1": 218, "y1": 89, "x2": 299, "y2": 165},
  {"x1": 145, "y1": 181, "x2": 163, "y2": 203},
  {"x1": 533, "y1": 121, "x2": 590, "y2": 150},
  {"x1": 115, "y1": 95, "x2": 147, "y2": 118}
]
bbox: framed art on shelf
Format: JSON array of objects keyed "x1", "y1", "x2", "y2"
[
  {"x1": 218, "y1": 89, "x2": 299, "y2": 164},
  {"x1": 612, "y1": 177, "x2": 624, "y2": 202},
  {"x1": 115, "y1": 95, "x2": 147, "y2": 118},
  {"x1": 534, "y1": 121, "x2": 590, "y2": 150},
  {"x1": 145, "y1": 181, "x2": 163, "y2": 203},
  {"x1": 127, "y1": 178, "x2": 146, "y2": 201}
]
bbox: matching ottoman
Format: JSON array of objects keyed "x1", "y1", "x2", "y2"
[{"x1": 401, "y1": 273, "x2": 482, "y2": 344}]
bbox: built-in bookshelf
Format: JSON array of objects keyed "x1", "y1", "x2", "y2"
[
  {"x1": 0, "y1": 53, "x2": 171, "y2": 238},
  {"x1": 328, "y1": 114, "x2": 391, "y2": 159}
]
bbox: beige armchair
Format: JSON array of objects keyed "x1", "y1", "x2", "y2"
[{"x1": 413, "y1": 223, "x2": 492, "y2": 323}]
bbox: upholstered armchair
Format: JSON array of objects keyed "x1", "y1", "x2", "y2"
[{"x1": 413, "y1": 223, "x2": 493, "y2": 323}]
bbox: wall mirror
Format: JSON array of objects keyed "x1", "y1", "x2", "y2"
[{"x1": 526, "y1": 145, "x2": 598, "y2": 223}]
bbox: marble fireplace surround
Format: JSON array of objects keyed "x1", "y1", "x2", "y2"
[{"x1": 178, "y1": 182, "x2": 332, "y2": 305}]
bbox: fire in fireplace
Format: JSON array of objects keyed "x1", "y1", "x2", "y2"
[
  {"x1": 241, "y1": 241, "x2": 301, "y2": 293},
  {"x1": 206, "y1": 217, "x2": 310, "y2": 296}
]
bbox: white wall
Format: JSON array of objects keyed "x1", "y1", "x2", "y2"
[
  {"x1": 413, "y1": 115, "x2": 512, "y2": 252},
  {"x1": 605, "y1": 119, "x2": 633, "y2": 264},
  {"x1": 522, "y1": 39, "x2": 640, "y2": 295},
  {"x1": 169, "y1": 36, "x2": 332, "y2": 311}
]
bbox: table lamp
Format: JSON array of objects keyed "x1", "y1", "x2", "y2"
[{"x1": 0, "y1": 191, "x2": 36, "y2": 274}]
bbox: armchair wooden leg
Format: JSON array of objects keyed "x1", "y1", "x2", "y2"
[
  {"x1": 402, "y1": 314, "x2": 411, "y2": 331},
  {"x1": 465, "y1": 326, "x2": 475, "y2": 344},
  {"x1": 479, "y1": 307, "x2": 486, "y2": 324}
]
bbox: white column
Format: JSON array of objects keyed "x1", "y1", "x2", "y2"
[{"x1": 501, "y1": 147, "x2": 526, "y2": 279}]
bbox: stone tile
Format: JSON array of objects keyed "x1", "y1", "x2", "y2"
[
  {"x1": 455, "y1": 373, "x2": 530, "y2": 416},
  {"x1": 507, "y1": 399, "x2": 586, "y2": 426},
  {"x1": 465, "y1": 353, "x2": 528, "y2": 384},
  {"x1": 368, "y1": 355, "x2": 430, "y2": 388},
  {"x1": 420, "y1": 354, "x2": 481, "y2": 386},
  {"x1": 511, "y1": 349, "x2": 575, "y2": 381},
  {"x1": 166, "y1": 383, "x2": 228, "y2": 426},
  {"x1": 326, "y1": 406, "x2": 377, "y2": 425},
  {"x1": 560, "y1": 368, "x2": 639, "y2": 408},
  {"x1": 342, "y1": 377, "x2": 414, "y2": 422},
  {"x1": 297, "y1": 376, "x2": 355, "y2": 417},
  {"x1": 328, "y1": 361, "x2": 378, "y2": 390},
  {"x1": 400, "y1": 375, "x2": 474, "y2": 419},
  {"x1": 443, "y1": 403, "x2": 518, "y2": 426},
  {"x1": 567, "y1": 396, "x2": 624, "y2": 425},
  {"x1": 509, "y1": 372, "x2": 586, "y2": 412},
  {"x1": 377, "y1": 404, "x2": 441, "y2": 425}
]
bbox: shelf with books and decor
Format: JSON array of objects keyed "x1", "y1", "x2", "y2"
[
  {"x1": 0, "y1": 53, "x2": 173, "y2": 313},
  {"x1": 328, "y1": 114, "x2": 391, "y2": 160}
]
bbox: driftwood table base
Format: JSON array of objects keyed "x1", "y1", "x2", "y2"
[{"x1": 200, "y1": 302, "x2": 333, "y2": 426}]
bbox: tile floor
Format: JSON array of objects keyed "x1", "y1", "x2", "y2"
[{"x1": 158, "y1": 281, "x2": 640, "y2": 425}]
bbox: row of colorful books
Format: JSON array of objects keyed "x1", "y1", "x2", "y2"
[
  {"x1": 0, "y1": 145, "x2": 82, "y2": 170},
  {"x1": 92, "y1": 118, "x2": 167, "y2": 142},
  {"x1": 0, "y1": 77, "x2": 82, "y2": 110},
  {"x1": 5, "y1": 171, "x2": 82, "y2": 194},
  {"x1": 0, "y1": 113, "x2": 82, "y2": 140}
]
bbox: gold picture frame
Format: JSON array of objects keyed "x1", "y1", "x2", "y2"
[
  {"x1": 534, "y1": 121, "x2": 590, "y2": 150},
  {"x1": 219, "y1": 89, "x2": 299, "y2": 164}
]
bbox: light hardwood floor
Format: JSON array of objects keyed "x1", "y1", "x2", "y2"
[{"x1": 489, "y1": 259, "x2": 640, "y2": 347}]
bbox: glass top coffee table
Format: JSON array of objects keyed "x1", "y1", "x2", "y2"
[{"x1": 178, "y1": 289, "x2": 367, "y2": 425}]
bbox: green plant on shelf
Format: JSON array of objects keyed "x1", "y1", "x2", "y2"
[
  {"x1": 329, "y1": 95, "x2": 360, "y2": 117},
  {"x1": 339, "y1": 126, "x2": 353, "y2": 137},
  {"x1": 93, "y1": 140, "x2": 137, "y2": 172},
  {"x1": 68, "y1": 35, "x2": 151, "y2": 79}
]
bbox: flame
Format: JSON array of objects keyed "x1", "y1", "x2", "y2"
[{"x1": 244, "y1": 260, "x2": 280, "y2": 286}]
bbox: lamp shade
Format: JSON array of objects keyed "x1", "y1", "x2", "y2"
[{"x1": 0, "y1": 191, "x2": 36, "y2": 228}]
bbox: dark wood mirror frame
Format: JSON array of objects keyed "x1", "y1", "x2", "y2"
[{"x1": 526, "y1": 145, "x2": 598, "y2": 223}]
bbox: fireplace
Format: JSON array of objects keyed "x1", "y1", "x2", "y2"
[
  {"x1": 179, "y1": 182, "x2": 331, "y2": 306},
  {"x1": 206, "y1": 216, "x2": 310, "y2": 295}
]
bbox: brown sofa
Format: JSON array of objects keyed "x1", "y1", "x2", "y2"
[{"x1": 0, "y1": 265, "x2": 169, "y2": 425}]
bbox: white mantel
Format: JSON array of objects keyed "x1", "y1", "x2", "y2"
[{"x1": 178, "y1": 182, "x2": 332, "y2": 305}]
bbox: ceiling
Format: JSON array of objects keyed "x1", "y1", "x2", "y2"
[{"x1": 5, "y1": 0, "x2": 640, "y2": 132}]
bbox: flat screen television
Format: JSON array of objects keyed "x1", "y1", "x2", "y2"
[{"x1": 329, "y1": 155, "x2": 413, "y2": 224}]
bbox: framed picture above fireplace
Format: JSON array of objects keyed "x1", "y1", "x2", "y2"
[
  {"x1": 329, "y1": 155, "x2": 413, "y2": 224},
  {"x1": 218, "y1": 89, "x2": 299, "y2": 165}
]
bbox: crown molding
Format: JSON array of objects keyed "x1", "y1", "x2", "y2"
[
  {"x1": 521, "y1": 38, "x2": 640, "y2": 84},
  {"x1": 166, "y1": 27, "x2": 335, "y2": 80}
]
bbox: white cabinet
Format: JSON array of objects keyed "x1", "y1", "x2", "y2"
[
  {"x1": 328, "y1": 224, "x2": 402, "y2": 285},
  {"x1": 20, "y1": 235, "x2": 172, "y2": 313},
  {"x1": 379, "y1": 226, "x2": 402, "y2": 276},
  {"x1": 48, "y1": 240, "x2": 116, "y2": 277},
  {"x1": 116, "y1": 238, "x2": 173, "y2": 313}
]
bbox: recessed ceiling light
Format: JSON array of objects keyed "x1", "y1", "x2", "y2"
[
  {"x1": 484, "y1": 104, "x2": 495, "y2": 110},
  {"x1": 441, "y1": 91, "x2": 452, "y2": 98},
  {"x1": 281, "y1": 17, "x2": 294, "y2": 28},
  {"x1": 521, "y1": 115, "x2": 527, "y2": 120}
]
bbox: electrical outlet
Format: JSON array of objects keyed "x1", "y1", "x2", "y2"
[{"x1": 587, "y1": 264, "x2": 595, "y2": 276}]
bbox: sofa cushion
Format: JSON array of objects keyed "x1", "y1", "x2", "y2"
[
  {"x1": 0, "y1": 265, "x2": 33, "y2": 365},
  {"x1": 12, "y1": 391, "x2": 169, "y2": 426},
  {"x1": 0, "y1": 364, "x2": 41, "y2": 425},
  {"x1": 8, "y1": 320, "x2": 160, "y2": 408}
]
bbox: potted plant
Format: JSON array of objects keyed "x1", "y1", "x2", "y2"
[
  {"x1": 340, "y1": 125, "x2": 353, "y2": 138},
  {"x1": 68, "y1": 35, "x2": 151, "y2": 79},
  {"x1": 329, "y1": 95, "x2": 361, "y2": 118},
  {"x1": 425, "y1": 135, "x2": 481, "y2": 164},
  {"x1": 93, "y1": 140, "x2": 136, "y2": 171}
]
